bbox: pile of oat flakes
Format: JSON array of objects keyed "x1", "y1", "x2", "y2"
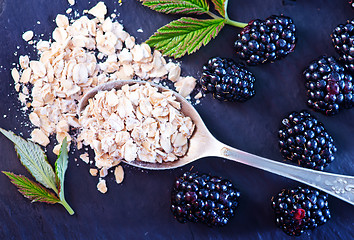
[
  {"x1": 79, "y1": 83, "x2": 195, "y2": 192},
  {"x1": 10, "y1": 1, "x2": 199, "y2": 193}
]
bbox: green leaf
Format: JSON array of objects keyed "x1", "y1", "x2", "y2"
[
  {"x1": 210, "y1": 0, "x2": 227, "y2": 17},
  {"x1": 54, "y1": 138, "x2": 75, "y2": 215},
  {"x1": 146, "y1": 17, "x2": 226, "y2": 58},
  {"x1": 3, "y1": 171, "x2": 60, "y2": 204},
  {"x1": 55, "y1": 138, "x2": 68, "y2": 200},
  {"x1": 140, "y1": 0, "x2": 209, "y2": 15},
  {"x1": 0, "y1": 128, "x2": 58, "y2": 194}
]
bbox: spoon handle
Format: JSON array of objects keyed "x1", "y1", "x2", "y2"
[{"x1": 219, "y1": 145, "x2": 354, "y2": 205}]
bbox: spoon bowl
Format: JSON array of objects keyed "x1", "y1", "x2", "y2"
[
  {"x1": 79, "y1": 80, "x2": 354, "y2": 205},
  {"x1": 78, "y1": 80, "x2": 218, "y2": 170}
]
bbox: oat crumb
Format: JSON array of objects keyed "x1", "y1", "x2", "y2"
[
  {"x1": 97, "y1": 179, "x2": 107, "y2": 193},
  {"x1": 22, "y1": 31, "x2": 34, "y2": 42},
  {"x1": 88, "y1": 1, "x2": 107, "y2": 20},
  {"x1": 80, "y1": 153, "x2": 90, "y2": 164},
  {"x1": 90, "y1": 168, "x2": 98, "y2": 176},
  {"x1": 68, "y1": 0, "x2": 75, "y2": 6},
  {"x1": 11, "y1": 68, "x2": 20, "y2": 83},
  {"x1": 175, "y1": 76, "x2": 197, "y2": 97},
  {"x1": 114, "y1": 165, "x2": 124, "y2": 184},
  {"x1": 100, "y1": 167, "x2": 108, "y2": 177},
  {"x1": 30, "y1": 128, "x2": 50, "y2": 147},
  {"x1": 194, "y1": 91, "x2": 203, "y2": 99}
]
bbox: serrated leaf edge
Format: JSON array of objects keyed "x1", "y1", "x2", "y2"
[
  {"x1": 146, "y1": 17, "x2": 226, "y2": 58},
  {"x1": 55, "y1": 138, "x2": 68, "y2": 200},
  {"x1": 0, "y1": 128, "x2": 58, "y2": 193},
  {"x1": 141, "y1": 0, "x2": 209, "y2": 15},
  {"x1": 3, "y1": 171, "x2": 60, "y2": 204},
  {"x1": 210, "y1": 0, "x2": 226, "y2": 17}
]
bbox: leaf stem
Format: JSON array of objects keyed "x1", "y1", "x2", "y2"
[
  {"x1": 206, "y1": 11, "x2": 221, "y2": 20},
  {"x1": 225, "y1": 18, "x2": 248, "y2": 28},
  {"x1": 206, "y1": 11, "x2": 247, "y2": 29},
  {"x1": 59, "y1": 198, "x2": 74, "y2": 215}
]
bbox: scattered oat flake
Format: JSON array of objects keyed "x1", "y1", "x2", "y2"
[
  {"x1": 80, "y1": 153, "x2": 90, "y2": 164},
  {"x1": 89, "y1": 168, "x2": 98, "y2": 176},
  {"x1": 30, "y1": 128, "x2": 50, "y2": 147},
  {"x1": 100, "y1": 167, "x2": 109, "y2": 177},
  {"x1": 175, "y1": 76, "x2": 197, "y2": 97},
  {"x1": 11, "y1": 68, "x2": 20, "y2": 83},
  {"x1": 195, "y1": 91, "x2": 203, "y2": 99},
  {"x1": 14, "y1": 84, "x2": 20, "y2": 92},
  {"x1": 114, "y1": 165, "x2": 124, "y2": 184},
  {"x1": 97, "y1": 179, "x2": 107, "y2": 194},
  {"x1": 56, "y1": 14, "x2": 69, "y2": 28},
  {"x1": 19, "y1": 55, "x2": 29, "y2": 69},
  {"x1": 29, "y1": 112, "x2": 41, "y2": 127},
  {"x1": 88, "y1": 1, "x2": 107, "y2": 20},
  {"x1": 137, "y1": 28, "x2": 143, "y2": 33},
  {"x1": 22, "y1": 31, "x2": 34, "y2": 41},
  {"x1": 68, "y1": 0, "x2": 75, "y2": 6}
]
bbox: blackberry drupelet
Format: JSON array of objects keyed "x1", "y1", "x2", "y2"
[
  {"x1": 304, "y1": 56, "x2": 354, "y2": 116},
  {"x1": 200, "y1": 57, "x2": 256, "y2": 102},
  {"x1": 331, "y1": 19, "x2": 354, "y2": 73},
  {"x1": 278, "y1": 110, "x2": 337, "y2": 170},
  {"x1": 234, "y1": 15, "x2": 296, "y2": 65},
  {"x1": 271, "y1": 186, "x2": 331, "y2": 236},
  {"x1": 170, "y1": 172, "x2": 240, "y2": 226}
]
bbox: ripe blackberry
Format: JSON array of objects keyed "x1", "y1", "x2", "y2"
[
  {"x1": 170, "y1": 172, "x2": 240, "y2": 226},
  {"x1": 271, "y1": 186, "x2": 331, "y2": 236},
  {"x1": 304, "y1": 56, "x2": 354, "y2": 116},
  {"x1": 278, "y1": 110, "x2": 337, "y2": 170},
  {"x1": 200, "y1": 57, "x2": 256, "y2": 102},
  {"x1": 331, "y1": 19, "x2": 354, "y2": 73},
  {"x1": 234, "y1": 15, "x2": 296, "y2": 65}
]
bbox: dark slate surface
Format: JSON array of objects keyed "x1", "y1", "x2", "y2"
[{"x1": 0, "y1": 0, "x2": 353, "y2": 239}]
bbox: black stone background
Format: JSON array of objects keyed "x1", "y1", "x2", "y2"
[{"x1": 0, "y1": 0, "x2": 353, "y2": 239}]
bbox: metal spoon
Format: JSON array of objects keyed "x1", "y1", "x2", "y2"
[{"x1": 78, "y1": 80, "x2": 354, "y2": 205}]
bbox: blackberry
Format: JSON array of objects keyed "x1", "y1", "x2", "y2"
[
  {"x1": 304, "y1": 56, "x2": 354, "y2": 116},
  {"x1": 271, "y1": 186, "x2": 331, "y2": 236},
  {"x1": 331, "y1": 19, "x2": 354, "y2": 73},
  {"x1": 170, "y1": 172, "x2": 240, "y2": 226},
  {"x1": 234, "y1": 15, "x2": 296, "y2": 65},
  {"x1": 200, "y1": 57, "x2": 256, "y2": 102},
  {"x1": 278, "y1": 110, "x2": 337, "y2": 170}
]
